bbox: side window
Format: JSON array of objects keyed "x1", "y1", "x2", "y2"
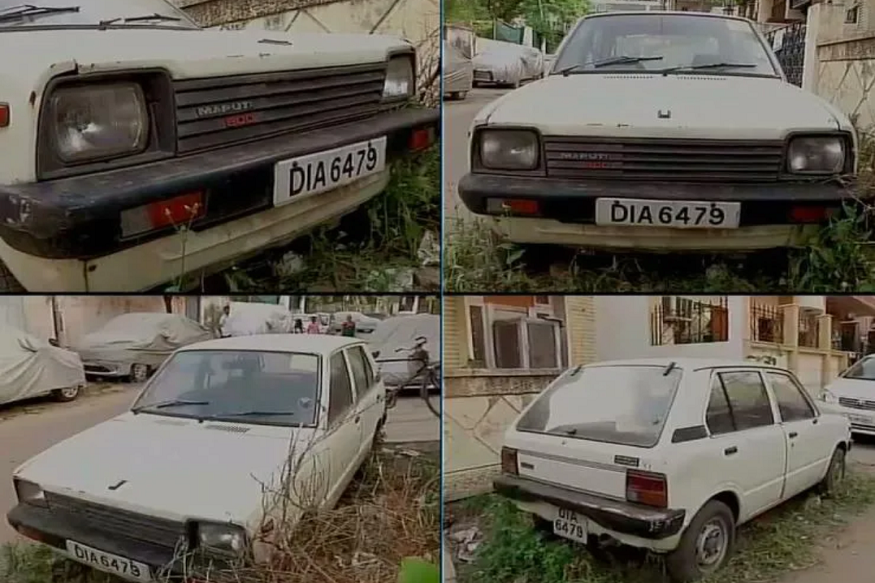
[
  {"x1": 346, "y1": 346, "x2": 372, "y2": 401},
  {"x1": 718, "y1": 371, "x2": 775, "y2": 431},
  {"x1": 767, "y1": 373, "x2": 816, "y2": 422},
  {"x1": 706, "y1": 376, "x2": 735, "y2": 435},
  {"x1": 328, "y1": 352, "x2": 354, "y2": 426}
]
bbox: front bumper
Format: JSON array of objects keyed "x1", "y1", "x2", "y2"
[
  {"x1": 82, "y1": 362, "x2": 129, "y2": 377},
  {"x1": 459, "y1": 173, "x2": 854, "y2": 251},
  {"x1": 0, "y1": 107, "x2": 438, "y2": 291},
  {"x1": 493, "y1": 474, "x2": 685, "y2": 540}
]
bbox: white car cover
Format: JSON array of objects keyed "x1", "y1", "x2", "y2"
[
  {"x1": 0, "y1": 325, "x2": 85, "y2": 406},
  {"x1": 474, "y1": 38, "x2": 544, "y2": 86},
  {"x1": 224, "y1": 302, "x2": 293, "y2": 336},
  {"x1": 369, "y1": 314, "x2": 440, "y2": 388},
  {"x1": 74, "y1": 313, "x2": 213, "y2": 369}
]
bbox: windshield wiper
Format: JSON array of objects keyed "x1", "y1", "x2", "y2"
[
  {"x1": 0, "y1": 4, "x2": 80, "y2": 24},
  {"x1": 122, "y1": 13, "x2": 180, "y2": 23},
  {"x1": 134, "y1": 399, "x2": 210, "y2": 412},
  {"x1": 659, "y1": 62, "x2": 757, "y2": 75},
  {"x1": 211, "y1": 410, "x2": 297, "y2": 418},
  {"x1": 558, "y1": 55, "x2": 664, "y2": 76}
]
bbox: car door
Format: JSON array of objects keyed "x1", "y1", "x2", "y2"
[
  {"x1": 704, "y1": 369, "x2": 787, "y2": 521},
  {"x1": 765, "y1": 371, "x2": 834, "y2": 499},
  {"x1": 344, "y1": 344, "x2": 381, "y2": 455},
  {"x1": 323, "y1": 350, "x2": 361, "y2": 506}
]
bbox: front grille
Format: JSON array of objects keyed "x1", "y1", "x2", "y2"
[
  {"x1": 839, "y1": 397, "x2": 875, "y2": 411},
  {"x1": 174, "y1": 63, "x2": 387, "y2": 154},
  {"x1": 83, "y1": 364, "x2": 112, "y2": 373},
  {"x1": 542, "y1": 137, "x2": 785, "y2": 182},
  {"x1": 45, "y1": 492, "x2": 186, "y2": 549}
]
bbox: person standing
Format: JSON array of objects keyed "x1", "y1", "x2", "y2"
[
  {"x1": 306, "y1": 316, "x2": 321, "y2": 334},
  {"x1": 218, "y1": 305, "x2": 230, "y2": 338},
  {"x1": 293, "y1": 318, "x2": 304, "y2": 334},
  {"x1": 341, "y1": 314, "x2": 357, "y2": 337}
]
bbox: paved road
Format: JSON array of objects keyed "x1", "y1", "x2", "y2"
[
  {"x1": 443, "y1": 88, "x2": 509, "y2": 232},
  {"x1": 0, "y1": 386, "x2": 438, "y2": 544}
]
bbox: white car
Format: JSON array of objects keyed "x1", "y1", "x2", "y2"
[
  {"x1": 821, "y1": 355, "x2": 875, "y2": 435},
  {"x1": 0, "y1": 0, "x2": 438, "y2": 292},
  {"x1": 458, "y1": 11, "x2": 857, "y2": 253},
  {"x1": 7, "y1": 335, "x2": 388, "y2": 582},
  {"x1": 495, "y1": 359, "x2": 851, "y2": 582}
]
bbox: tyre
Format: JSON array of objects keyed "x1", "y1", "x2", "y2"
[
  {"x1": 665, "y1": 500, "x2": 735, "y2": 582},
  {"x1": 130, "y1": 363, "x2": 150, "y2": 383},
  {"x1": 450, "y1": 91, "x2": 460, "y2": 100},
  {"x1": 532, "y1": 515, "x2": 559, "y2": 540},
  {"x1": 52, "y1": 385, "x2": 81, "y2": 403},
  {"x1": 457, "y1": 90, "x2": 468, "y2": 100},
  {"x1": 817, "y1": 446, "x2": 846, "y2": 497}
]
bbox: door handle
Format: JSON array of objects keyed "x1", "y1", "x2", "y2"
[
  {"x1": 788, "y1": 431, "x2": 798, "y2": 438},
  {"x1": 724, "y1": 446, "x2": 737, "y2": 456},
  {"x1": 355, "y1": 415, "x2": 361, "y2": 424},
  {"x1": 812, "y1": 418, "x2": 819, "y2": 425}
]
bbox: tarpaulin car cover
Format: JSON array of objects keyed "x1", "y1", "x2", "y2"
[
  {"x1": 0, "y1": 325, "x2": 85, "y2": 407},
  {"x1": 444, "y1": 26, "x2": 475, "y2": 95},
  {"x1": 474, "y1": 38, "x2": 544, "y2": 86},
  {"x1": 224, "y1": 302, "x2": 293, "y2": 336},
  {"x1": 370, "y1": 314, "x2": 440, "y2": 389},
  {"x1": 74, "y1": 313, "x2": 213, "y2": 369}
]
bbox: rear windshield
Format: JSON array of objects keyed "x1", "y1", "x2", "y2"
[
  {"x1": 517, "y1": 364, "x2": 683, "y2": 447},
  {"x1": 842, "y1": 357, "x2": 875, "y2": 381}
]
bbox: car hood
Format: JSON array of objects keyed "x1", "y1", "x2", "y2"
[
  {"x1": 826, "y1": 377, "x2": 875, "y2": 399},
  {"x1": 477, "y1": 74, "x2": 846, "y2": 139},
  {"x1": 14, "y1": 412, "x2": 314, "y2": 526}
]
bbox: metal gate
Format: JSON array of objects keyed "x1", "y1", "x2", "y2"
[{"x1": 764, "y1": 21, "x2": 807, "y2": 87}]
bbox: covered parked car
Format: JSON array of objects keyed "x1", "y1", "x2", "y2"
[
  {"x1": 223, "y1": 302, "x2": 293, "y2": 336},
  {"x1": 369, "y1": 313, "x2": 439, "y2": 390},
  {"x1": 329, "y1": 311, "x2": 381, "y2": 336},
  {"x1": 7, "y1": 335, "x2": 387, "y2": 583},
  {"x1": 473, "y1": 38, "x2": 543, "y2": 88},
  {"x1": 459, "y1": 12, "x2": 857, "y2": 253},
  {"x1": 443, "y1": 24, "x2": 475, "y2": 100},
  {"x1": 0, "y1": 0, "x2": 438, "y2": 292},
  {"x1": 75, "y1": 312, "x2": 213, "y2": 382},
  {"x1": 495, "y1": 358, "x2": 851, "y2": 582},
  {"x1": 821, "y1": 354, "x2": 875, "y2": 435},
  {"x1": 0, "y1": 325, "x2": 86, "y2": 406}
]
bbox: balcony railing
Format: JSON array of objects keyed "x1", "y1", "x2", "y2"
[{"x1": 651, "y1": 297, "x2": 729, "y2": 346}]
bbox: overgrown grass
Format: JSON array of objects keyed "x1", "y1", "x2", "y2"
[
  {"x1": 211, "y1": 145, "x2": 440, "y2": 293},
  {"x1": 452, "y1": 470, "x2": 875, "y2": 583},
  {"x1": 2, "y1": 449, "x2": 439, "y2": 583}
]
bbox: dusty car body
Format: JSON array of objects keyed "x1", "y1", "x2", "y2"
[
  {"x1": 473, "y1": 38, "x2": 544, "y2": 88},
  {"x1": 7, "y1": 335, "x2": 387, "y2": 583},
  {"x1": 0, "y1": 0, "x2": 439, "y2": 292},
  {"x1": 0, "y1": 325, "x2": 86, "y2": 406},
  {"x1": 459, "y1": 12, "x2": 857, "y2": 253},
  {"x1": 496, "y1": 359, "x2": 851, "y2": 581},
  {"x1": 443, "y1": 25, "x2": 475, "y2": 99},
  {"x1": 75, "y1": 312, "x2": 212, "y2": 381},
  {"x1": 821, "y1": 354, "x2": 875, "y2": 436}
]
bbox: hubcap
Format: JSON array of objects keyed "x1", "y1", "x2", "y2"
[
  {"x1": 132, "y1": 365, "x2": 147, "y2": 381},
  {"x1": 60, "y1": 387, "x2": 78, "y2": 398},
  {"x1": 695, "y1": 519, "x2": 727, "y2": 570}
]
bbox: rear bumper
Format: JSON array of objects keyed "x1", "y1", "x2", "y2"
[{"x1": 493, "y1": 474, "x2": 685, "y2": 540}]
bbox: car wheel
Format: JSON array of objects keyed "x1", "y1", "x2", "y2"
[
  {"x1": 817, "y1": 446, "x2": 846, "y2": 497},
  {"x1": 130, "y1": 363, "x2": 150, "y2": 383},
  {"x1": 457, "y1": 91, "x2": 468, "y2": 100},
  {"x1": 52, "y1": 385, "x2": 81, "y2": 403},
  {"x1": 666, "y1": 500, "x2": 735, "y2": 582},
  {"x1": 532, "y1": 515, "x2": 559, "y2": 540}
]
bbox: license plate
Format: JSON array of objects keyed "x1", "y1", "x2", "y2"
[
  {"x1": 552, "y1": 508, "x2": 588, "y2": 544},
  {"x1": 595, "y1": 198, "x2": 740, "y2": 229},
  {"x1": 66, "y1": 540, "x2": 151, "y2": 582},
  {"x1": 273, "y1": 137, "x2": 387, "y2": 206},
  {"x1": 849, "y1": 414, "x2": 872, "y2": 425}
]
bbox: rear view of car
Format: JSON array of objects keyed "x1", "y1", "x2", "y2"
[{"x1": 0, "y1": 325, "x2": 86, "y2": 406}]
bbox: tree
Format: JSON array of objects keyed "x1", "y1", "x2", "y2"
[
  {"x1": 446, "y1": 0, "x2": 522, "y2": 24},
  {"x1": 519, "y1": 0, "x2": 590, "y2": 49}
]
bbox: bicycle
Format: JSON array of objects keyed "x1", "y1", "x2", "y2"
[{"x1": 378, "y1": 335, "x2": 440, "y2": 418}]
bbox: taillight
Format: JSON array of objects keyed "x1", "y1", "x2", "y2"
[
  {"x1": 501, "y1": 447, "x2": 518, "y2": 475},
  {"x1": 120, "y1": 191, "x2": 205, "y2": 238},
  {"x1": 625, "y1": 469, "x2": 667, "y2": 508}
]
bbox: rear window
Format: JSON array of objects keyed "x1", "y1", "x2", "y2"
[{"x1": 516, "y1": 364, "x2": 683, "y2": 447}]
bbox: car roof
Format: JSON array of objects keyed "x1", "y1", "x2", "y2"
[
  {"x1": 584, "y1": 10, "x2": 750, "y2": 22},
  {"x1": 586, "y1": 357, "x2": 787, "y2": 372},
  {"x1": 176, "y1": 334, "x2": 363, "y2": 354}
]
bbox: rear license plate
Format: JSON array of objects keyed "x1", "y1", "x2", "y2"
[
  {"x1": 849, "y1": 413, "x2": 873, "y2": 426},
  {"x1": 595, "y1": 198, "x2": 740, "y2": 229},
  {"x1": 552, "y1": 508, "x2": 588, "y2": 544},
  {"x1": 272, "y1": 136, "x2": 387, "y2": 207},
  {"x1": 66, "y1": 540, "x2": 151, "y2": 582}
]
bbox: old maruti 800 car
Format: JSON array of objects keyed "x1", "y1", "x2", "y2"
[
  {"x1": 495, "y1": 359, "x2": 851, "y2": 581},
  {"x1": 458, "y1": 12, "x2": 856, "y2": 252},
  {"x1": 7, "y1": 335, "x2": 388, "y2": 582},
  {"x1": 0, "y1": 0, "x2": 438, "y2": 291}
]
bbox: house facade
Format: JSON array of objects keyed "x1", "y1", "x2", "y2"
[{"x1": 443, "y1": 295, "x2": 597, "y2": 501}]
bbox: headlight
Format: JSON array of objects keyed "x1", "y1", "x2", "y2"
[
  {"x1": 820, "y1": 389, "x2": 838, "y2": 403},
  {"x1": 787, "y1": 136, "x2": 846, "y2": 174},
  {"x1": 47, "y1": 83, "x2": 149, "y2": 163},
  {"x1": 196, "y1": 522, "x2": 248, "y2": 556},
  {"x1": 383, "y1": 56, "x2": 414, "y2": 100},
  {"x1": 479, "y1": 129, "x2": 539, "y2": 170},
  {"x1": 13, "y1": 479, "x2": 46, "y2": 507}
]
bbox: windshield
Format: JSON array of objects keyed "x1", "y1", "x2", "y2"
[
  {"x1": 553, "y1": 14, "x2": 777, "y2": 77},
  {"x1": 0, "y1": 0, "x2": 200, "y2": 29},
  {"x1": 132, "y1": 350, "x2": 321, "y2": 427},
  {"x1": 842, "y1": 357, "x2": 875, "y2": 382},
  {"x1": 517, "y1": 365, "x2": 683, "y2": 447}
]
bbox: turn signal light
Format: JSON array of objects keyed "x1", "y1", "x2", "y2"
[
  {"x1": 625, "y1": 469, "x2": 668, "y2": 508},
  {"x1": 0, "y1": 103, "x2": 8, "y2": 128},
  {"x1": 409, "y1": 127, "x2": 435, "y2": 151},
  {"x1": 790, "y1": 206, "x2": 831, "y2": 223},
  {"x1": 486, "y1": 198, "x2": 540, "y2": 216},
  {"x1": 501, "y1": 447, "x2": 519, "y2": 475}
]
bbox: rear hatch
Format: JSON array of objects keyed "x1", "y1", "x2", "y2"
[{"x1": 504, "y1": 364, "x2": 683, "y2": 503}]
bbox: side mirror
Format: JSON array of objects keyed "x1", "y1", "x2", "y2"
[{"x1": 372, "y1": 350, "x2": 381, "y2": 359}]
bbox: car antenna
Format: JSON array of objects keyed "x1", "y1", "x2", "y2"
[{"x1": 663, "y1": 361, "x2": 676, "y2": 376}]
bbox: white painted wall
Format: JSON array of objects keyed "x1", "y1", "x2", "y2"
[{"x1": 594, "y1": 296, "x2": 746, "y2": 361}]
